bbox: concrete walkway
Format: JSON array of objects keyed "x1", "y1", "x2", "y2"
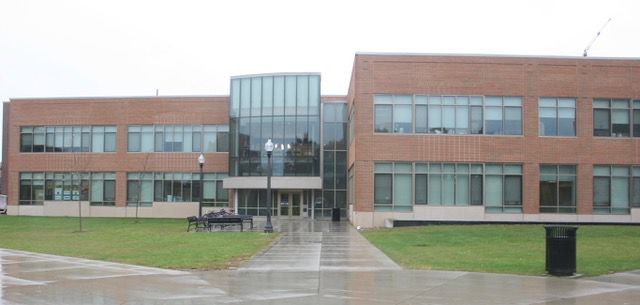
[
  {"x1": 239, "y1": 219, "x2": 400, "y2": 272},
  {"x1": 1, "y1": 220, "x2": 639, "y2": 304}
]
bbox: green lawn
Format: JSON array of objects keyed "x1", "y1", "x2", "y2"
[
  {"x1": 363, "y1": 225, "x2": 640, "y2": 277},
  {"x1": 0, "y1": 216, "x2": 277, "y2": 270}
]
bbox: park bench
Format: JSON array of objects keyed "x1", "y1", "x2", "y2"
[
  {"x1": 204, "y1": 209, "x2": 254, "y2": 231},
  {"x1": 186, "y1": 216, "x2": 208, "y2": 232},
  {"x1": 207, "y1": 216, "x2": 245, "y2": 231},
  {"x1": 189, "y1": 209, "x2": 254, "y2": 232}
]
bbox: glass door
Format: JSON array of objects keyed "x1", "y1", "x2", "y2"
[
  {"x1": 278, "y1": 191, "x2": 303, "y2": 218},
  {"x1": 291, "y1": 193, "x2": 301, "y2": 216},
  {"x1": 279, "y1": 192, "x2": 289, "y2": 216}
]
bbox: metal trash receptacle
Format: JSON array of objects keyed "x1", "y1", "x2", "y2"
[
  {"x1": 545, "y1": 225, "x2": 578, "y2": 276},
  {"x1": 332, "y1": 208, "x2": 340, "y2": 221}
]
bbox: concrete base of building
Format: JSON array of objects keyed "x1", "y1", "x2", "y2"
[
  {"x1": 349, "y1": 206, "x2": 640, "y2": 228},
  {"x1": 6, "y1": 202, "x2": 231, "y2": 218}
]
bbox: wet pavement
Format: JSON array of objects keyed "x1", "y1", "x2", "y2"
[
  {"x1": 1, "y1": 219, "x2": 639, "y2": 304},
  {"x1": 239, "y1": 219, "x2": 400, "y2": 272}
]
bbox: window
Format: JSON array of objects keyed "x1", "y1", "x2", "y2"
[
  {"x1": 374, "y1": 104, "x2": 392, "y2": 133},
  {"x1": 126, "y1": 173, "x2": 153, "y2": 207},
  {"x1": 634, "y1": 100, "x2": 640, "y2": 137},
  {"x1": 128, "y1": 172, "x2": 228, "y2": 207},
  {"x1": 539, "y1": 98, "x2": 576, "y2": 136},
  {"x1": 128, "y1": 126, "x2": 141, "y2": 152},
  {"x1": 321, "y1": 102, "x2": 348, "y2": 216},
  {"x1": 484, "y1": 164, "x2": 523, "y2": 213},
  {"x1": 373, "y1": 95, "x2": 521, "y2": 135},
  {"x1": 593, "y1": 99, "x2": 640, "y2": 137},
  {"x1": 127, "y1": 125, "x2": 229, "y2": 152},
  {"x1": 373, "y1": 162, "x2": 522, "y2": 212},
  {"x1": 593, "y1": 165, "x2": 637, "y2": 214},
  {"x1": 374, "y1": 163, "x2": 393, "y2": 210},
  {"x1": 20, "y1": 125, "x2": 116, "y2": 153},
  {"x1": 632, "y1": 167, "x2": 640, "y2": 208},
  {"x1": 416, "y1": 163, "x2": 472, "y2": 206},
  {"x1": 485, "y1": 96, "x2": 523, "y2": 135},
  {"x1": 373, "y1": 95, "x2": 412, "y2": 133},
  {"x1": 89, "y1": 173, "x2": 116, "y2": 206},
  {"x1": 19, "y1": 172, "x2": 111, "y2": 206},
  {"x1": 540, "y1": 165, "x2": 576, "y2": 213}
]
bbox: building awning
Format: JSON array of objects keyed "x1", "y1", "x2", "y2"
[
  {"x1": 223, "y1": 177, "x2": 322, "y2": 190},
  {"x1": 222, "y1": 176, "x2": 322, "y2": 190}
]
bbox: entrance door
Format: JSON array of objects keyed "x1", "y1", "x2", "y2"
[{"x1": 278, "y1": 191, "x2": 303, "y2": 218}]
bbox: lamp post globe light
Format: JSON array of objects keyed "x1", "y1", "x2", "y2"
[
  {"x1": 264, "y1": 138, "x2": 274, "y2": 233},
  {"x1": 198, "y1": 153, "x2": 205, "y2": 218}
]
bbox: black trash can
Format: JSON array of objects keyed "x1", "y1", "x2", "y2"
[
  {"x1": 332, "y1": 208, "x2": 341, "y2": 221},
  {"x1": 544, "y1": 225, "x2": 578, "y2": 276}
]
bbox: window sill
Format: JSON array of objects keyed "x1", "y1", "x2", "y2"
[
  {"x1": 126, "y1": 151, "x2": 229, "y2": 154},
  {"x1": 372, "y1": 132, "x2": 524, "y2": 138},
  {"x1": 593, "y1": 136, "x2": 637, "y2": 140}
]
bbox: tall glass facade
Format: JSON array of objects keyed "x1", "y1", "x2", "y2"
[
  {"x1": 318, "y1": 102, "x2": 348, "y2": 218},
  {"x1": 229, "y1": 74, "x2": 321, "y2": 176}
]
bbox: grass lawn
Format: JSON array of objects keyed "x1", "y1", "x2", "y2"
[
  {"x1": 0, "y1": 216, "x2": 278, "y2": 270},
  {"x1": 363, "y1": 225, "x2": 640, "y2": 277}
]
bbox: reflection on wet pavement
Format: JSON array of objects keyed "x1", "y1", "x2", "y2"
[
  {"x1": 1, "y1": 220, "x2": 639, "y2": 304},
  {"x1": 239, "y1": 219, "x2": 400, "y2": 272}
]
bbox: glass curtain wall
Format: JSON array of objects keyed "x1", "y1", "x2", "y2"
[
  {"x1": 319, "y1": 102, "x2": 348, "y2": 218},
  {"x1": 230, "y1": 74, "x2": 321, "y2": 177}
]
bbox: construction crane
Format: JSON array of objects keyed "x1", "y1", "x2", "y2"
[{"x1": 583, "y1": 18, "x2": 612, "y2": 57}]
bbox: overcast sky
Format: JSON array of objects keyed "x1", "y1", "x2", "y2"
[{"x1": 1, "y1": 0, "x2": 639, "y2": 159}]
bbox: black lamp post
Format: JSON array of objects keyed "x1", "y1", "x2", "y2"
[
  {"x1": 198, "y1": 153, "x2": 205, "y2": 217},
  {"x1": 264, "y1": 139, "x2": 274, "y2": 233}
]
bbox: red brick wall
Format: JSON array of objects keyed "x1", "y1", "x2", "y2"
[
  {"x1": 349, "y1": 54, "x2": 640, "y2": 214},
  {"x1": 4, "y1": 96, "x2": 229, "y2": 207}
]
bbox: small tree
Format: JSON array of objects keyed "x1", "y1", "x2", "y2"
[
  {"x1": 72, "y1": 150, "x2": 90, "y2": 233},
  {"x1": 135, "y1": 154, "x2": 151, "y2": 222}
]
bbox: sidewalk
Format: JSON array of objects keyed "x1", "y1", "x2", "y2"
[
  {"x1": 239, "y1": 219, "x2": 401, "y2": 272},
  {"x1": 1, "y1": 220, "x2": 639, "y2": 304}
]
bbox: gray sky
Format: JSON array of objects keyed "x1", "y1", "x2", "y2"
[{"x1": 1, "y1": 0, "x2": 639, "y2": 159}]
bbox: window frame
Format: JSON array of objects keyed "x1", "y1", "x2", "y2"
[
  {"x1": 372, "y1": 94, "x2": 523, "y2": 136},
  {"x1": 373, "y1": 162, "x2": 523, "y2": 213},
  {"x1": 126, "y1": 124, "x2": 229, "y2": 153},
  {"x1": 539, "y1": 97, "x2": 577, "y2": 137},
  {"x1": 19, "y1": 172, "x2": 113, "y2": 206},
  {"x1": 592, "y1": 165, "x2": 636, "y2": 214},
  {"x1": 539, "y1": 165, "x2": 577, "y2": 213},
  {"x1": 126, "y1": 172, "x2": 229, "y2": 207},
  {"x1": 20, "y1": 125, "x2": 115, "y2": 153},
  {"x1": 593, "y1": 98, "x2": 639, "y2": 137}
]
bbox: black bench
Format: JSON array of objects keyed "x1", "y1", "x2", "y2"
[
  {"x1": 207, "y1": 216, "x2": 244, "y2": 232},
  {"x1": 186, "y1": 216, "x2": 208, "y2": 232},
  {"x1": 238, "y1": 215, "x2": 254, "y2": 230}
]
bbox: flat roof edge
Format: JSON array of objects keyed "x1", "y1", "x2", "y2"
[
  {"x1": 9, "y1": 95, "x2": 230, "y2": 102},
  {"x1": 231, "y1": 72, "x2": 321, "y2": 79},
  {"x1": 354, "y1": 52, "x2": 640, "y2": 61}
]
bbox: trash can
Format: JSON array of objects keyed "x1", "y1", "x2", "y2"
[
  {"x1": 332, "y1": 208, "x2": 341, "y2": 221},
  {"x1": 544, "y1": 225, "x2": 578, "y2": 276}
]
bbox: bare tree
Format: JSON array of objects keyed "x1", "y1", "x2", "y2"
[{"x1": 72, "y1": 149, "x2": 90, "y2": 233}]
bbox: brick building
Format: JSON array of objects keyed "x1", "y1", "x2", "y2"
[{"x1": 2, "y1": 54, "x2": 639, "y2": 227}]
